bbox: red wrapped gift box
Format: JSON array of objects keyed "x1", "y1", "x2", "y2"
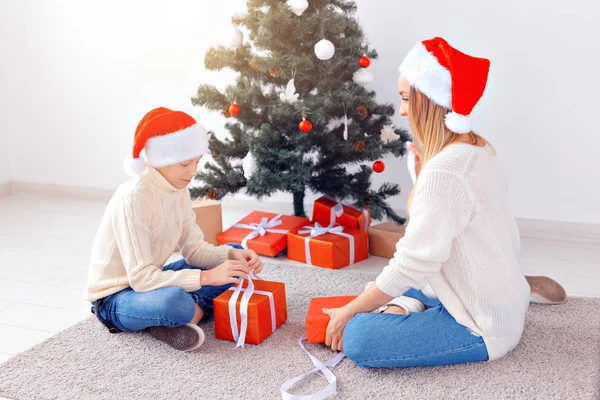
[
  {"x1": 287, "y1": 223, "x2": 368, "y2": 269},
  {"x1": 306, "y1": 296, "x2": 357, "y2": 344},
  {"x1": 217, "y1": 211, "x2": 310, "y2": 257},
  {"x1": 214, "y1": 279, "x2": 287, "y2": 346},
  {"x1": 312, "y1": 195, "x2": 371, "y2": 231}
]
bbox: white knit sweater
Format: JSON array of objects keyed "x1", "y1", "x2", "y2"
[
  {"x1": 86, "y1": 166, "x2": 230, "y2": 302},
  {"x1": 376, "y1": 143, "x2": 530, "y2": 361}
]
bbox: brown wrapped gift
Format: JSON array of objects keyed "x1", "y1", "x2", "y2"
[
  {"x1": 368, "y1": 222, "x2": 406, "y2": 259},
  {"x1": 191, "y1": 199, "x2": 223, "y2": 246}
]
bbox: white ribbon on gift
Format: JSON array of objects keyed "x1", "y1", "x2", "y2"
[
  {"x1": 233, "y1": 214, "x2": 290, "y2": 249},
  {"x1": 298, "y1": 223, "x2": 355, "y2": 266},
  {"x1": 227, "y1": 272, "x2": 276, "y2": 348},
  {"x1": 323, "y1": 195, "x2": 369, "y2": 231},
  {"x1": 280, "y1": 334, "x2": 346, "y2": 400}
]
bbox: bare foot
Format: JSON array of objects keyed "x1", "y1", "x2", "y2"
[{"x1": 526, "y1": 276, "x2": 567, "y2": 305}]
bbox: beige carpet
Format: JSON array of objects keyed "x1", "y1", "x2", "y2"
[{"x1": 1, "y1": 263, "x2": 599, "y2": 400}]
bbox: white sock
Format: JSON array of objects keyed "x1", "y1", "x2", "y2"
[{"x1": 364, "y1": 281, "x2": 426, "y2": 313}]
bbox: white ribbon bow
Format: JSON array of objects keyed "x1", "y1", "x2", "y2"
[
  {"x1": 280, "y1": 334, "x2": 346, "y2": 400},
  {"x1": 227, "y1": 272, "x2": 277, "y2": 348},
  {"x1": 234, "y1": 214, "x2": 290, "y2": 249},
  {"x1": 323, "y1": 195, "x2": 369, "y2": 231},
  {"x1": 299, "y1": 223, "x2": 356, "y2": 266}
]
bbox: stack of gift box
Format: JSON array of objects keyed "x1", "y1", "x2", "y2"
[
  {"x1": 201, "y1": 195, "x2": 405, "y2": 347},
  {"x1": 216, "y1": 195, "x2": 373, "y2": 270}
]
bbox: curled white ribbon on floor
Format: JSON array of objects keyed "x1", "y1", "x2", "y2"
[
  {"x1": 234, "y1": 214, "x2": 290, "y2": 249},
  {"x1": 299, "y1": 223, "x2": 355, "y2": 266},
  {"x1": 280, "y1": 334, "x2": 346, "y2": 400},
  {"x1": 227, "y1": 272, "x2": 276, "y2": 348},
  {"x1": 323, "y1": 195, "x2": 369, "y2": 231}
]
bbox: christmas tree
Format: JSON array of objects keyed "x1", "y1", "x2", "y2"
[{"x1": 191, "y1": 0, "x2": 410, "y2": 224}]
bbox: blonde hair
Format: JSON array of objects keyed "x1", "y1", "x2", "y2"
[{"x1": 406, "y1": 86, "x2": 485, "y2": 211}]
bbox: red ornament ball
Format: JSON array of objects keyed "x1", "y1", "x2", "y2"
[
  {"x1": 358, "y1": 55, "x2": 371, "y2": 68},
  {"x1": 229, "y1": 103, "x2": 241, "y2": 117},
  {"x1": 373, "y1": 160, "x2": 385, "y2": 173},
  {"x1": 299, "y1": 119, "x2": 312, "y2": 133}
]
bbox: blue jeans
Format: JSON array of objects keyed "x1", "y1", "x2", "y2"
[
  {"x1": 93, "y1": 244, "x2": 241, "y2": 332},
  {"x1": 343, "y1": 288, "x2": 489, "y2": 368}
]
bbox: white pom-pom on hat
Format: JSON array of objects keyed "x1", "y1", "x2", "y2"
[
  {"x1": 444, "y1": 111, "x2": 472, "y2": 134},
  {"x1": 123, "y1": 157, "x2": 147, "y2": 176}
]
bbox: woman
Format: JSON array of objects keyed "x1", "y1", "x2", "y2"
[{"x1": 323, "y1": 37, "x2": 565, "y2": 368}]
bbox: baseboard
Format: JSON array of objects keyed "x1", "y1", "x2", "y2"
[
  {"x1": 516, "y1": 218, "x2": 600, "y2": 245},
  {"x1": 0, "y1": 181, "x2": 13, "y2": 197},
  {"x1": 11, "y1": 180, "x2": 114, "y2": 202}
]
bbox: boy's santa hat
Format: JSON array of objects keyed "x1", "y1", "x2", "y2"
[
  {"x1": 399, "y1": 37, "x2": 490, "y2": 134},
  {"x1": 124, "y1": 107, "x2": 209, "y2": 175}
]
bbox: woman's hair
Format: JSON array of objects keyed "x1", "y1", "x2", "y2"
[{"x1": 406, "y1": 85, "x2": 485, "y2": 210}]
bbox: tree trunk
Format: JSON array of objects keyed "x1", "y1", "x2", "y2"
[{"x1": 293, "y1": 190, "x2": 307, "y2": 218}]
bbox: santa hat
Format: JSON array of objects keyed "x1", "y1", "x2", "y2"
[
  {"x1": 399, "y1": 37, "x2": 490, "y2": 134},
  {"x1": 124, "y1": 107, "x2": 209, "y2": 175}
]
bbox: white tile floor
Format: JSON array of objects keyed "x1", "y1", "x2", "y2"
[{"x1": 0, "y1": 192, "x2": 599, "y2": 367}]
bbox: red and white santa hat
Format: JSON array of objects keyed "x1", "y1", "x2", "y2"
[
  {"x1": 399, "y1": 37, "x2": 490, "y2": 134},
  {"x1": 124, "y1": 107, "x2": 209, "y2": 175}
]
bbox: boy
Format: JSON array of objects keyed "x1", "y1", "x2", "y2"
[{"x1": 87, "y1": 107, "x2": 262, "y2": 351}]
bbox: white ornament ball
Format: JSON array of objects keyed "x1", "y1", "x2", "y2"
[
  {"x1": 242, "y1": 151, "x2": 257, "y2": 180},
  {"x1": 314, "y1": 39, "x2": 335, "y2": 60},
  {"x1": 352, "y1": 69, "x2": 373, "y2": 86},
  {"x1": 287, "y1": 0, "x2": 309, "y2": 16},
  {"x1": 227, "y1": 27, "x2": 244, "y2": 48}
]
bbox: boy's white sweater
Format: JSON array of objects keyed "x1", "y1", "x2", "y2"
[{"x1": 86, "y1": 166, "x2": 230, "y2": 302}]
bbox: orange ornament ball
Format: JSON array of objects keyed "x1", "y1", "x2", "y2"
[
  {"x1": 229, "y1": 103, "x2": 241, "y2": 117},
  {"x1": 299, "y1": 119, "x2": 312, "y2": 133},
  {"x1": 373, "y1": 160, "x2": 385, "y2": 173},
  {"x1": 359, "y1": 55, "x2": 371, "y2": 68}
]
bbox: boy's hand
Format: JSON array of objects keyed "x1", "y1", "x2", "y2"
[
  {"x1": 200, "y1": 260, "x2": 250, "y2": 286},
  {"x1": 228, "y1": 248, "x2": 263, "y2": 274}
]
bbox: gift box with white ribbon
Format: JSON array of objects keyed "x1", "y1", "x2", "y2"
[
  {"x1": 217, "y1": 211, "x2": 310, "y2": 257},
  {"x1": 214, "y1": 275, "x2": 287, "y2": 346},
  {"x1": 287, "y1": 223, "x2": 369, "y2": 269}
]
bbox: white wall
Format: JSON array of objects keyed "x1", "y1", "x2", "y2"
[
  {"x1": 0, "y1": 17, "x2": 11, "y2": 185},
  {"x1": 0, "y1": 0, "x2": 246, "y2": 189},
  {"x1": 0, "y1": 130, "x2": 10, "y2": 184},
  {"x1": 358, "y1": 0, "x2": 600, "y2": 224},
  {"x1": 0, "y1": 0, "x2": 598, "y2": 223}
]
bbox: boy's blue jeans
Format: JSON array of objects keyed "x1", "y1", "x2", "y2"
[
  {"x1": 342, "y1": 288, "x2": 489, "y2": 368},
  {"x1": 92, "y1": 244, "x2": 242, "y2": 332}
]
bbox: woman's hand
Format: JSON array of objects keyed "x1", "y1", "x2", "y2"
[
  {"x1": 228, "y1": 248, "x2": 263, "y2": 274},
  {"x1": 322, "y1": 306, "x2": 356, "y2": 352}
]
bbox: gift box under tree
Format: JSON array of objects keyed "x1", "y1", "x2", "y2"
[
  {"x1": 312, "y1": 195, "x2": 371, "y2": 231},
  {"x1": 217, "y1": 211, "x2": 310, "y2": 257},
  {"x1": 368, "y1": 221, "x2": 406, "y2": 259},
  {"x1": 287, "y1": 223, "x2": 368, "y2": 269}
]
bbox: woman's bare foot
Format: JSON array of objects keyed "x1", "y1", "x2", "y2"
[{"x1": 526, "y1": 276, "x2": 567, "y2": 304}]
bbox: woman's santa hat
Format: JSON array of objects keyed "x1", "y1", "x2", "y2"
[
  {"x1": 399, "y1": 37, "x2": 490, "y2": 134},
  {"x1": 124, "y1": 107, "x2": 209, "y2": 175}
]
